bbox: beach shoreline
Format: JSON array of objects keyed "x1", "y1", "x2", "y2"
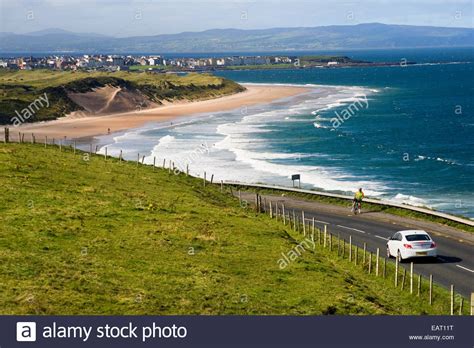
[{"x1": 6, "y1": 84, "x2": 311, "y2": 140}]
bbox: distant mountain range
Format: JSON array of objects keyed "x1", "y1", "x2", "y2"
[{"x1": 1, "y1": 23, "x2": 473, "y2": 53}]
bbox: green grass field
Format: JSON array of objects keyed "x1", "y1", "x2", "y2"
[
  {"x1": 0, "y1": 143, "x2": 467, "y2": 315},
  {"x1": 0, "y1": 69, "x2": 244, "y2": 124}
]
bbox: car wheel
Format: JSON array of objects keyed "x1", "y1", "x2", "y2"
[{"x1": 397, "y1": 250, "x2": 404, "y2": 263}]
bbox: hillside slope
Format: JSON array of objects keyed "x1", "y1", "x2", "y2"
[
  {"x1": 0, "y1": 144, "x2": 461, "y2": 315},
  {"x1": 0, "y1": 70, "x2": 245, "y2": 125}
]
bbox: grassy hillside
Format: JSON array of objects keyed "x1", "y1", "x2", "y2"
[
  {"x1": 0, "y1": 143, "x2": 465, "y2": 315},
  {"x1": 0, "y1": 69, "x2": 245, "y2": 124}
]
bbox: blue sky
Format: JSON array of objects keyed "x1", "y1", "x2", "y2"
[{"x1": 1, "y1": 0, "x2": 472, "y2": 37}]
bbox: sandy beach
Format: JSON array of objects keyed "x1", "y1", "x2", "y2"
[{"x1": 9, "y1": 84, "x2": 310, "y2": 140}]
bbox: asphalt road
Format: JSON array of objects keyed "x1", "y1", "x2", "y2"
[{"x1": 240, "y1": 192, "x2": 474, "y2": 298}]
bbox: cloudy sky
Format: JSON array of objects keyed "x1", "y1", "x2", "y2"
[{"x1": 0, "y1": 0, "x2": 472, "y2": 37}]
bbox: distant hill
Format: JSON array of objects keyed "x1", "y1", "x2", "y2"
[{"x1": 1, "y1": 23, "x2": 473, "y2": 53}]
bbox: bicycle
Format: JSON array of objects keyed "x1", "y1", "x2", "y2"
[{"x1": 351, "y1": 200, "x2": 361, "y2": 215}]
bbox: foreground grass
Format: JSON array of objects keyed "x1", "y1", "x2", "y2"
[{"x1": 0, "y1": 144, "x2": 465, "y2": 315}]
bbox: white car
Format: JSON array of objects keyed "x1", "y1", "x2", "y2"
[{"x1": 386, "y1": 230, "x2": 437, "y2": 262}]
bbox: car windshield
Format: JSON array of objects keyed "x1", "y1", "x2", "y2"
[{"x1": 405, "y1": 234, "x2": 431, "y2": 241}]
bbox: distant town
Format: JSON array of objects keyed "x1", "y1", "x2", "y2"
[{"x1": 0, "y1": 54, "x2": 411, "y2": 72}]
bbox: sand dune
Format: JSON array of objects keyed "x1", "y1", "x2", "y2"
[{"x1": 67, "y1": 86, "x2": 158, "y2": 117}]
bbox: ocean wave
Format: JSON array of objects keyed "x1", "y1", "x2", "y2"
[
  {"x1": 313, "y1": 122, "x2": 329, "y2": 129},
  {"x1": 414, "y1": 155, "x2": 458, "y2": 165},
  {"x1": 158, "y1": 135, "x2": 176, "y2": 146},
  {"x1": 389, "y1": 193, "x2": 430, "y2": 208}
]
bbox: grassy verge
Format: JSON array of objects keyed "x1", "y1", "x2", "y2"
[
  {"x1": 228, "y1": 186, "x2": 474, "y2": 233},
  {"x1": 0, "y1": 143, "x2": 467, "y2": 315},
  {"x1": 0, "y1": 69, "x2": 245, "y2": 124}
]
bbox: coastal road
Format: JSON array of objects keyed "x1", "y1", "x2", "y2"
[{"x1": 239, "y1": 192, "x2": 474, "y2": 298}]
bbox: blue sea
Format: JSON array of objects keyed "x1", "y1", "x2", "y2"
[{"x1": 98, "y1": 48, "x2": 474, "y2": 218}]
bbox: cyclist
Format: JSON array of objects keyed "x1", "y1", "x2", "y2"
[{"x1": 352, "y1": 188, "x2": 365, "y2": 214}]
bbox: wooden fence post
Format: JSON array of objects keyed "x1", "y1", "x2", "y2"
[
  {"x1": 368, "y1": 252, "x2": 372, "y2": 274},
  {"x1": 105, "y1": 147, "x2": 108, "y2": 160},
  {"x1": 45, "y1": 136, "x2": 48, "y2": 147},
  {"x1": 459, "y1": 298, "x2": 463, "y2": 315},
  {"x1": 337, "y1": 234, "x2": 341, "y2": 256},
  {"x1": 354, "y1": 245, "x2": 358, "y2": 265},
  {"x1": 119, "y1": 150, "x2": 123, "y2": 162},
  {"x1": 269, "y1": 201, "x2": 273, "y2": 218},
  {"x1": 363, "y1": 243, "x2": 367, "y2": 265},
  {"x1": 323, "y1": 225, "x2": 327, "y2": 248},
  {"x1": 471, "y1": 293, "x2": 474, "y2": 315},
  {"x1": 220, "y1": 180, "x2": 223, "y2": 192},
  {"x1": 450, "y1": 285, "x2": 454, "y2": 315},
  {"x1": 153, "y1": 156, "x2": 156, "y2": 169},
  {"x1": 210, "y1": 174, "x2": 214, "y2": 184},
  {"x1": 203, "y1": 172, "x2": 206, "y2": 187},
  {"x1": 383, "y1": 258, "x2": 387, "y2": 278},
  {"x1": 395, "y1": 256, "x2": 399, "y2": 287},
  {"x1": 282, "y1": 204, "x2": 286, "y2": 225},
  {"x1": 292, "y1": 210, "x2": 296, "y2": 231},
  {"x1": 429, "y1": 275, "x2": 433, "y2": 305},
  {"x1": 376, "y1": 248, "x2": 380, "y2": 276},
  {"x1": 186, "y1": 164, "x2": 189, "y2": 176},
  {"x1": 401, "y1": 269, "x2": 406, "y2": 290},
  {"x1": 238, "y1": 190, "x2": 242, "y2": 205},
  {"x1": 4, "y1": 127, "x2": 9, "y2": 143},
  {"x1": 73, "y1": 141, "x2": 76, "y2": 154},
  {"x1": 417, "y1": 274, "x2": 421, "y2": 297},
  {"x1": 329, "y1": 233, "x2": 332, "y2": 251},
  {"x1": 410, "y1": 262, "x2": 414, "y2": 294},
  {"x1": 302, "y1": 211, "x2": 305, "y2": 236},
  {"x1": 349, "y1": 236, "x2": 352, "y2": 261},
  {"x1": 162, "y1": 158, "x2": 166, "y2": 168},
  {"x1": 137, "y1": 153, "x2": 140, "y2": 166}
]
